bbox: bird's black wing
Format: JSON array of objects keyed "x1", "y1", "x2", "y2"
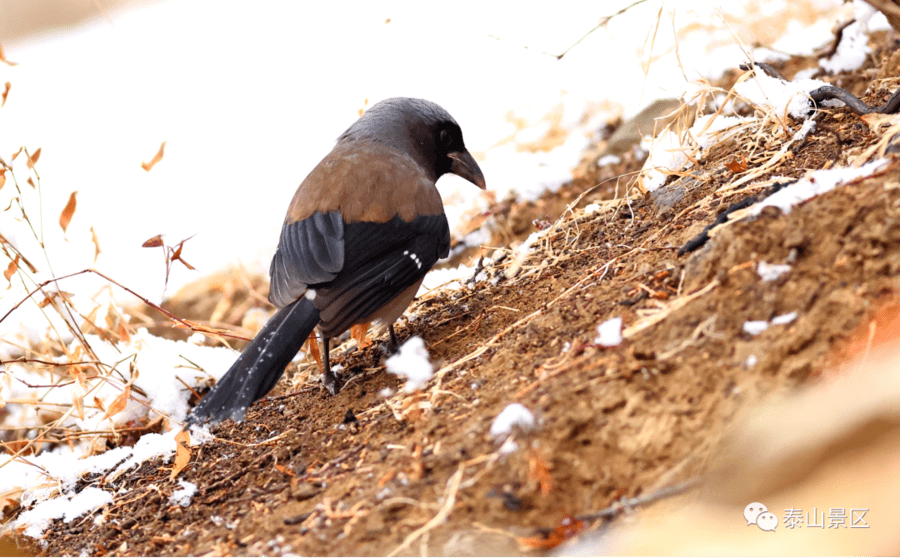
[
  {"x1": 268, "y1": 211, "x2": 344, "y2": 308},
  {"x1": 313, "y1": 213, "x2": 450, "y2": 338}
]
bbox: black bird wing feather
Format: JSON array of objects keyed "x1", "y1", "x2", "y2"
[
  {"x1": 268, "y1": 211, "x2": 345, "y2": 308},
  {"x1": 272, "y1": 210, "x2": 450, "y2": 338}
]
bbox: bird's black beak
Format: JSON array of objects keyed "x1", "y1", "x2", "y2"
[{"x1": 448, "y1": 151, "x2": 486, "y2": 189}]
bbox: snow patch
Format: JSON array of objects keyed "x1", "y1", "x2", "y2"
[
  {"x1": 490, "y1": 403, "x2": 535, "y2": 438},
  {"x1": 753, "y1": 159, "x2": 889, "y2": 215},
  {"x1": 169, "y1": 480, "x2": 197, "y2": 507},
  {"x1": 385, "y1": 336, "x2": 433, "y2": 392},
  {"x1": 595, "y1": 317, "x2": 624, "y2": 347},
  {"x1": 733, "y1": 71, "x2": 829, "y2": 119},
  {"x1": 743, "y1": 321, "x2": 770, "y2": 336},
  {"x1": 16, "y1": 487, "x2": 112, "y2": 538},
  {"x1": 641, "y1": 114, "x2": 751, "y2": 191},
  {"x1": 757, "y1": 261, "x2": 791, "y2": 282}
]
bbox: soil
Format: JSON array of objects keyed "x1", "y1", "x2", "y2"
[{"x1": 7, "y1": 29, "x2": 900, "y2": 557}]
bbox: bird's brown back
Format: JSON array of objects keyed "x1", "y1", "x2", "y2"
[{"x1": 284, "y1": 139, "x2": 445, "y2": 225}]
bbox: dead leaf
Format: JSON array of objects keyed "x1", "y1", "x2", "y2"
[
  {"x1": 518, "y1": 516, "x2": 584, "y2": 550},
  {"x1": 305, "y1": 332, "x2": 321, "y2": 367},
  {"x1": 10, "y1": 146, "x2": 22, "y2": 161},
  {"x1": 725, "y1": 154, "x2": 747, "y2": 173},
  {"x1": 90, "y1": 226, "x2": 101, "y2": 262},
  {"x1": 1, "y1": 82, "x2": 10, "y2": 108},
  {"x1": 171, "y1": 239, "x2": 196, "y2": 270},
  {"x1": 170, "y1": 429, "x2": 191, "y2": 480},
  {"x1": 102, "y1": 386, "x2": 131, "y2": 420},
  {"x1": 72, "y1": 391, "x2": 85, "y2": 421},
  {"x1": 26, "y1": 147, "x2": 41, "y2": 169},
  {"x1": 351, "y1": 323, "x2": 372, "y2": 349},
  {"x1": 4, "y1": 255, "x2": 18, "y2": 282},
  {"x1": 26, "y1": 177, "x2": 34, "y2": 188},
  {"x1": 0, "y1": 168, "x2": 6, "y2": 191},
  {"x1": 0, "y1": 44, "x2": 16, "y2": 66},
  {"x1": 141, "y1": 141, "x2": 167, "y2": 172},
  {"x1": 142, "y1": 234, "x2": 164, "y2": 248},
  {"x1": 274, "y1": 463, "x2": 295, "y2": 477},
  {"x1": 59, "y1": 191, "x2": 77, "y2": 233},
  {"x1": 528, "y1": 448, "x2": 555, "y2": 495}
]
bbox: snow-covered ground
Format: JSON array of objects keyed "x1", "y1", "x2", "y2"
[{"x1": 2, "y1": 0, "x2": 887, "y2": 538}]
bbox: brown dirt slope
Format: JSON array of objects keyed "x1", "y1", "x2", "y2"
[{"x1": 9, "y1": 30, "x2": 900, "y2": 558}]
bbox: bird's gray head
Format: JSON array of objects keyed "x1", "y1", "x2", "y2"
[{"x1": 339, "y1": 97, "x2": 486, "y2": 189}]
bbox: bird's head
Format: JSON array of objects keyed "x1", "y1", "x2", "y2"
[{"x1": 340, "y1": 97, "x2": 486, "y2": 189}]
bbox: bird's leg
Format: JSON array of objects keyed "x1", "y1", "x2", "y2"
[
  {"x1": 321, "y1": 336, "x2": 340, "y2": 395},
  {"x1": 389, "y1": 325, "x2": 399, "y2": 352},
  {"x1": 380, "y1": 325, "x2": 400, "y2": 356}
]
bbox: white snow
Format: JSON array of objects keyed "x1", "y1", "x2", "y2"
[
  {"x1": 584, "y1": 203, "x2": 602, "y2": 215},
  {"x1": 114, "y1": 432, "x2": 178, "y2": 475},
  {"x1": 641, "y1": 114, "x2": 752, "y2": 191},
  {"x1": 32, "y1": 446, "x2": 132, "y2": 492},
  {"x1": 16, "y1": 486, "x2": 113, "y2": 538},
  {"x1": 490, "y1": 403, "x2": 536, "y2": 438},
  {"x1": 757, "y1": 262, "x2": 791, "y2": 282},
  {"x1": 743, "y1": 312, "x2": 798, "y2": 335},
  {"x1": 820, "y1": 1, "x2": 890, "y2": 74},
  {"x1": 419, "y1": 263, "x2": 475, "y2": 294},
  {"x1": 594, "y1": 317, "x2": 624, "y2": 347},
  {"x1": 385, "y1": 336, "x2": 433, "y2": 392},
  {"x1": 498, "y1": 437, "x2": 520, "y2": 455},
  {"x1": 596, "y1": 154, "x2": 621, "y2": 167},
  {"x1": 743, "y1": 321, "x2": 770, "y2": 336},
  {"x1": 771, "y1": 312, "x2": 798, "y2": 326},
  {"x1": 169, "y1": 479, "x2": 197, "y2": 507},
  {"x1": 733, "y1": 71, "x2": 829, "y2": 120},
  {"x1": 752, "y1": 159, "x2": 890, "y2": 215}
]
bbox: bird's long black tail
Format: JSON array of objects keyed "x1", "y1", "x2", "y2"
[{"x1": 188, "y1": 297, "x2": 320, "y2": 425}]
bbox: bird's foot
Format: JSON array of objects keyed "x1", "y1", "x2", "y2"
[
  {"x1": 322, "y1": 368, "x2": 342, "y2": 395},
  {"x1": 377, "y1": 324, "x2": 400, "y2": 356}
]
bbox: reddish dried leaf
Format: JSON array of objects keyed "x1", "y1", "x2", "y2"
[
  {"x1": 529, "y1": 448, "x2": 555, "y2": 495},
  {"x1": 26, "y1": 147, "x2": 41, "y2": 169},
  {"x1": 351, "y1": 323, "x2": 372, "y2": 349},
  {"x1": 93, "y1": 396, "x2": 106, "y2": 413},
  {"x1": 4, "y1": 255, "x2": 18, "y2": 282},
  {"x1": 0, "y1": 169, "x2": 6, "y2": 191},
  {"x1": 170, "y1": 429, "x2": 191, "y2": 480},
  {"x1": 103, "y1": 386, "x2": 131, "y2": 420},
  {"x1": 518, "y1": 516, "x2": 585, "y2": 550},
  {"x1": 1, "y1": 82, "x2": 9, "y2": 108},
  {"x1": 0, "y1": 44, "x2": 16, "y2": 66},
  {"x1": 170, "y1": 240, "x2": 196, "y2": 271},
  {"x1": 142, "y1": 234, "x2": 164, "y2": 248},
  {"x1": 141, "y1": 141, "x2": 167, "y2": 172},
  {"x1": 305, "y1": 332, "x2": 322, "y2": 367},
  {"x1": 118, "y1": 322, "x2": 131, "y2": 343},
  {"x1": 274, "y1": 463, "x2": 295, "y2": 477},
  {"x1": 26, "y1": 177, "x2": 34, "y2": 188},
  {"x1": 90, "y1": 226, "x2": 101, "y2": 262},
  {"x1": 10, "y1": 146, "x2": 23, "y2": 161},
  {"x1": 72, "y1": 391, "x2": 85, "y2": 421},
  {"x1": 59, "y1": 191, "x2": 77, "y2": 233},
  {"x1": 725, "y1": 154, "x2": 747, "y2": 173}
]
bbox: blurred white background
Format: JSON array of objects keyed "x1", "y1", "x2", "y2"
[{"x1": 0, "y1": 0, "x2": 842, "y2": 303}]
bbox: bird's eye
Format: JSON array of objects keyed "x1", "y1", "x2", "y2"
[{"x1": 440, "y1": 129, "x2": 453, "y2": 147}]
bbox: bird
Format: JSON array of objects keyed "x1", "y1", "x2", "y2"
[{"x1": 188, "y1": 97, "x2": 486, "y2": 425}]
